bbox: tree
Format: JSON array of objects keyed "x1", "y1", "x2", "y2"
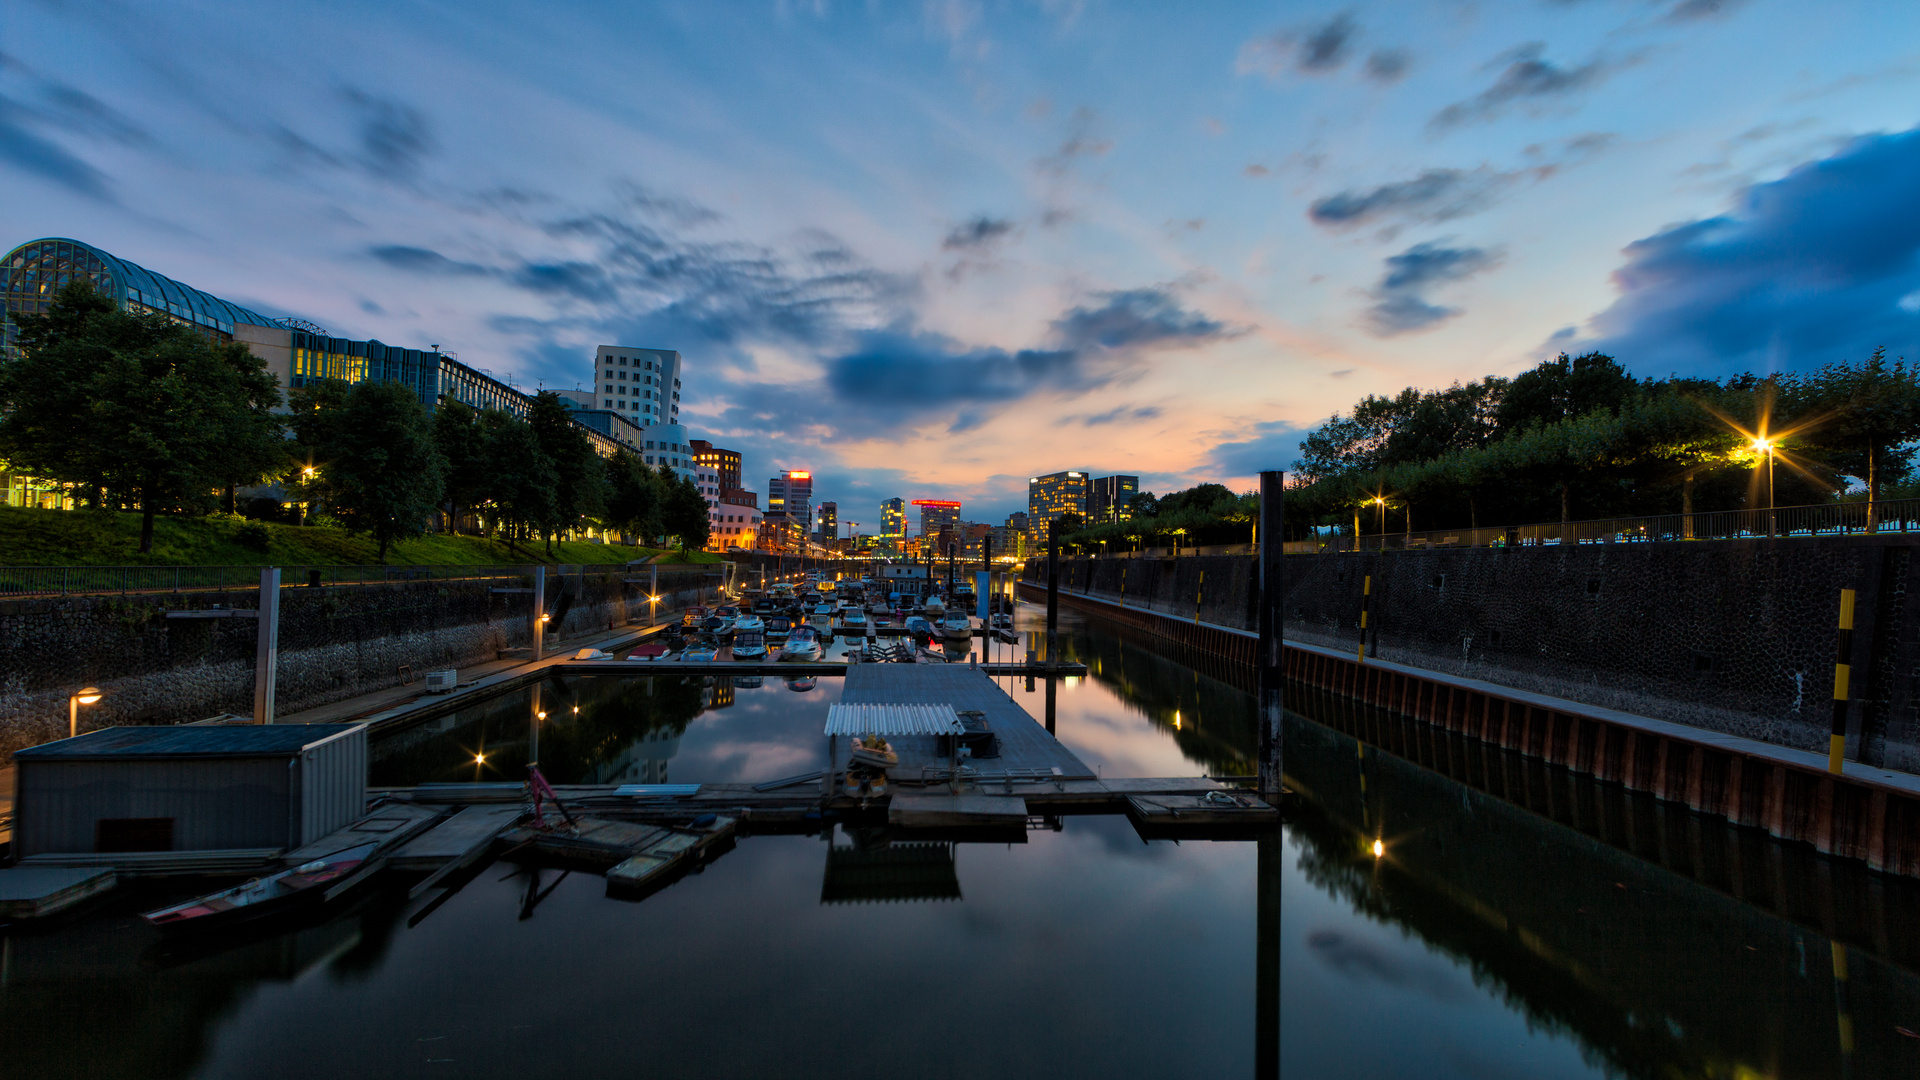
[
  {"x1": 0, "y1": 281, "x2": 285, "y2": 553},
  {"x1": 604, "y1": 449, "x2": 664, "y2": 542},
  {"x1": 662, "y1": 471, "x2": 710, "y2": 551},
  {"x1": 432, "y1": 400, "x2": 488, "y2": 534},
  {"x1": 474, "y1": 410, "x2": 556, "y2": 548},
  {"x1": 528, "y1": 391, "x2": 607, "y2": 553},
  {"x1": 1495, "y1": 352, "x2": 1637, "y2": 434},
  {"x1": 1791, "y1": 349, "x2": 1920, "y2": 526},
  {"x1": 290, "y1": 380, "x2": 445, "y2": 562}
]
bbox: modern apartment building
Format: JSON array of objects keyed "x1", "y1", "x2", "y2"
[
  {"x1": 1027, "y1": 471, "x2": 1088, "y2": 539},
  {"x1": 690, "y1": 440, "x2": 742, "y2": 493},
  {"x1": 590, "y1": 345, "x2": 681, "y2": 427},
  {"x1": 709, "y1": 484, "x2": 762, "y2": 552},
  {"x1": 880, "y1": 498, "x2": 906, "y2": 537},
  {"x1": 767, "y1": 471, "x2": 813, "y2": 531},
  {"x1": 816, "y1": 501, "x2": 837, "y2": 542},
  {"x1": 1088, "y1": 474, "x2": 1140, "y2": 523}
]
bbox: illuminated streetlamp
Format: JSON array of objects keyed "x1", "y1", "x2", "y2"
[
  {"x1": 69, "y1": 686, "x2": 101, "y2": 738},
  {"x1": 648, "y1": 593, "x2": 661, "y2": 625},
  {"x1": 1753, "y1": 436, "x2": 1777, "y2": 536}
]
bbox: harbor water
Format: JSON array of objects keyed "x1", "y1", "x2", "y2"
[{"x1": 3, "y1": 607, "x2": 1920, "y2": 1077}]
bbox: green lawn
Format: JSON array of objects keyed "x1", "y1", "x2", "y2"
[{"x1": 0, "y1": 505, "x2": 728, "y2": 567}]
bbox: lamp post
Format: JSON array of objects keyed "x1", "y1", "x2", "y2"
[
  {"x1": 69, "y1": 686, "x2": 101, "y2": 739},
  {"x1": 1754, "y1": 437, "x2": 1776, "y2": 537}
]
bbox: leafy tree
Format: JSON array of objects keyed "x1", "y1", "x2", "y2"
[
  {"x1": 289, "y1": 379, "x2": 445, "y2": 562},
  {"x1": 604, "y1": 449, "x2": 665, "y2": 542},
  {"x1": 1494, "y1": 351, "x2": 1637, "y2": 434},
  {"x1": 662, "y1": 471, "x2": 710, "y2": 550},
  {"x1": 1298, "y1": 378, "x2": 1505, "y2": 481},
  {"x1": 432, "y1": 400, "x2": 489, "y2": 534},
  {"x1": 1791, "y1": 349, "x2": 1920, "y2": 523},
  {"x1": 0, "y1": 281, "x2": 285, "y2": 553},
  {"x1": 477, "y1": 409, "x2": 557, "y2": 548},
  {"x1": 527, "y1": 391, "x2": 607, "y2": 553}
]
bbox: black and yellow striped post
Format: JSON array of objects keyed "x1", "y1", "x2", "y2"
[
  {"x1": 1830, "y1": 588, "x2": 1855, "y2": 774},
  {"x1": 1832, "y1": 941, "x2": 1855, "y2": 1061},
  {"x1": 1357, "y1": 574, "x2": 1373, "y2": 663},
  {"x1": 1193, "y1": 570, "x2": 1206, "y2": 625}
]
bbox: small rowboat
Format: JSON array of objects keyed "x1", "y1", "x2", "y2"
[{"x1": 141, "y1": 842, "x2": 379, "y2": 932}]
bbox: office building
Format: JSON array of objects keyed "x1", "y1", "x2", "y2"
[
  {"x1": 690, "y1": 440, "x2": 742, "y2": 493},
  {"x1": 816, "y1": 501, "x2": 837, "y2": 542},
  {"x1": 710, "y1": 488, "x2": 762, "y2": 552},
  {"x1": 914, "y1": 500, "x2": 961, "y2": 549},
  {"x1": 591, "y1": 345, "x2": 681, "y2": 427},
  {"x1": 1088, "y1": 475, "x2": 1140, "y2": 523},
  {"x1": 0, "y1": 237, "x2": 671, "y2": 506},
  {"x1": 881, "y1": 498, "x2": 906, "y2": 537},
  {"x1": 768, "y1": 471, "x2": 813, "y2": 532},
  {"x1": 1027, "y1": 471, "x2": 1087, "y2": 539}
]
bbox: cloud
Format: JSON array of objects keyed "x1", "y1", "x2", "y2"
[
  {"x1": 1364, "y1": 240, "x2": 1503, "y2": 336},
  {"x1": 1036, "y1": 106, "x2": 1111, "y2": 175},
  {"x1": 343, "y1": 89, "x2": 433, "y2": 177},
  {"x1": 1365, "y1": 49, "x2": 1412, "y2": 83},
  {"x1": 1429, "y1": 44, "x2": 1629, "y2": 130},
  {"x1": 0, "y1": 95, "x2": 113, "y2": 199},
  {"x1": 942, "y1": 216, "x2": 1016, "y2": 251},
  {"x1": 1239, "y1": 13, "x2": 1359, "y2": 78},
  {"x1": 1667, "y1": 0, "x2": 1751, "y2": 20},
  {"x1": 1310, "y1": 168, "x2": 1514, "y2": 228},
  {"x1": 824, "y1": 332, "x2": 1086, "y2": 408},
  {"x1": 1050, "y1": 289, "x2": 1234, "y2": 351},
  {"x1": 1245, "y1": 164, "x2": 1270, "y2": 177},
  {"x1": 1074, "y1": 405, "x2": 1162, "y2": 426},
  {"x1": 1579, "y1": 126, "x2": 1920, "y2": 374},
  {"x1": 1210, "y1": 419, "x2": 1315, "y2": 478},
  {"x1": 369, "y1": 245, "x2": 490, "y2": 275}
]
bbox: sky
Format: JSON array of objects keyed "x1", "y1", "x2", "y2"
[{"x1": 7, "y1": 0, "x2": 1920, "y2": 526}]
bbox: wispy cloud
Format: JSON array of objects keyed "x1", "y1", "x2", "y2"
[
  {"x1": 1430, "y1": 44, "x2": 1634, "y2": 130},
  {"x1": 1364, "y1": 241, "x2": 1503, "y2": 335}
]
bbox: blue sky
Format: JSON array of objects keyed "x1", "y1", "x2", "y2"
[{"x1": 7, "y1": 1, "x2": 1920, "y2": 525}]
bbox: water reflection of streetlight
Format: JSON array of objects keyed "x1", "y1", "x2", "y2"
[{"x1": 69, "y1": 686, "x2": 101, "y2": 738}]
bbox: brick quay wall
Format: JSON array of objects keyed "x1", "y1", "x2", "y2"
[{"x1": 1023, "y1": 537, "x2": 1920, "y2": 771}]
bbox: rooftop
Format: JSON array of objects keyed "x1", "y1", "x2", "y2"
[{"x1": 14, "y1": 723, "x2": 366, "y2": 760}]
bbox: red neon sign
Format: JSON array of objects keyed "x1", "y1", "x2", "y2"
[{"x1": 911, "y1": 500, "x2": 962, "y2": 507}]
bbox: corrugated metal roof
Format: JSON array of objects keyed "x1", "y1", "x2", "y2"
[
  {"x1": 824, "y1": 703, "x2": 963, "y2": 737},
  {"x1": 13, "y1": 724, "x2": 366, "y2": 760}
]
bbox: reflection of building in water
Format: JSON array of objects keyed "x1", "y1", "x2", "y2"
[
  {"x1": 702, "y1": 678, "x2": 735, "y2": 711},
  {"x1": 584, "y1": 725, "x2": 681, "y2": 786}
]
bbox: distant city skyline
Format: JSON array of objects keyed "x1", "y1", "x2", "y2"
[{"x1": 9, "y1": 3, "x2": 1920, "y2": 522}]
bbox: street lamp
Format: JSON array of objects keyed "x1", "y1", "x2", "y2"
[
  {"x1": 1753, "y1": 437, "x2": 1777, "y2": 536},
  {"x1": 69, "y1": 686, "x2": 101, "y2": 738}
]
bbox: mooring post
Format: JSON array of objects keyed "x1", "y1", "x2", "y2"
[
  {"x1": 1831, "y1": 588, "x2": 1856, "y2": 773},
  {"x1": 1257, "y1": 470, "x2": 1285, "y2": 799},
  {"x1": 253, "y1": 567, "x2": 281, "y2": 724},
  {"x1": 532, "y1": 565, "x2": 546, "y2": 660},
  {"x1": 1256, "y1": 829, "x2": 1281, "y2": 1080},
  {"x1": 979, "y1": 535, "x2": 993, "y2": 622},
  {"x1": 649, "y1": 563, "x2": 659, "y2": 626},
  {"x1": 1046, "y1": 519, "x2": 1060, "y2": 665}
]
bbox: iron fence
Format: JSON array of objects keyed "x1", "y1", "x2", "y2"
[
  {"x1": 0, "y1": 561, "x2": 723, "y2": 599},
  {"x1": 1281, "y1": 498, "x2": 1920, "y2": 554}
]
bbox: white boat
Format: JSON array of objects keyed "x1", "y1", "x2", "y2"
[
  {"x1": 940, "y1": 614, "x2": 974, "y2": 644},
  {"x1": 839, "y1": 607, "x2": 867, "y2": 628},
  {"x1": 989, "y1": 613, "x2": 1013, "y2": 630},
  {"x1": 778, "y1": 625, "x2": 824, "y2": 662},
  {"x1": 571, "y1": 647, "x2": 612, "y2": 660},
  {"x1": 923, "y1": 597, "x2": 946, "y2": 617},
  {"x1": 731, "y1": 629, "x2": 769, "y2": 659},
  {"x1": 682, "y1": 644, "x2": 720, "y2": 662}
]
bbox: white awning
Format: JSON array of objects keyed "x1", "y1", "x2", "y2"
[{"x1": 825, "y1": 703, "x2": 964, "y2": 737}]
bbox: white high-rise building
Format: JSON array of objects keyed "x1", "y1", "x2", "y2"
[{"x1": 592, "y1": 346, "x2": 681, "y2": 426}]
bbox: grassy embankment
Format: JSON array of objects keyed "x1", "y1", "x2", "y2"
[{"x1": 0, "y1": 505, "x2": 727, "y2": 566}]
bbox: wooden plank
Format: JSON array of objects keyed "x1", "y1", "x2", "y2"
[
  {"x1": 0, "y1": 867, "x2": 117, "y2": 919},
  {"x1": 393, "y1": 805, "x2": 523, "y2": 873},
  {"x1": 887, "y1": 792, "x2": 1027, "y2": 828}
]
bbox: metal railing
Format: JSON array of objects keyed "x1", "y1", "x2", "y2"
[
  {"x1": 0, "y1": 561, "x2": 722, "y2": 598},
  {"x1": 1281, "y1": 498, "x2": 1920, "y2": 554}
]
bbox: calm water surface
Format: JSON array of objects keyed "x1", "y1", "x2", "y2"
[{"x1": 4, "y1": 607, "x2": 1920, "y2": 1078}]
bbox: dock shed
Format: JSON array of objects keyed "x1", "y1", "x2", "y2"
[{"x1": 10, "y1": 724, "x2": 368, "y2": 859}]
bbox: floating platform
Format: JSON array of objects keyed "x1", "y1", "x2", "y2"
[
  {"x1": 0, "y1": 866, "x2": 117, "y2": 920},
  {"x1": 1123, "y1": 791, "x2": 1280, "y2": 839},
  {"x1": 605, "y1": 816, "x2": 737, "y2": 900}
]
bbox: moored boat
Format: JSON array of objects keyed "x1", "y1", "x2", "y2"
[
  {"x1": 777, "y1": 624, "x2": 824, "y2": 662},
  {"x1": 141, "y1": 842, "x2": 379, "y2": 932}
]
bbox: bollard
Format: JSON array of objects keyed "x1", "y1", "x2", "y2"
[
  {"x1": 1356, "y1": 575, "x2": 1372, "y2": 663},
  {"x1": 1830, "y1": 588, "x2": 1856, "y2": 773},
  {"x1": 1119, "y1": 567, "x2": 1127, "y2": 607}
]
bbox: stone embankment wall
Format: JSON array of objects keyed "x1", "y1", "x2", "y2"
[
  {"x1": 0, "y1": 566, "x2": 718, "y2": 762},
  {"x1": 1023, "y1": 538, "x2": 1920, "y2": 770}
]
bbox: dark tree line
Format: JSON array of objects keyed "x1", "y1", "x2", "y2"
[{"x1": 0, "y1": 281, "x2": 711, "y2": 559}]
